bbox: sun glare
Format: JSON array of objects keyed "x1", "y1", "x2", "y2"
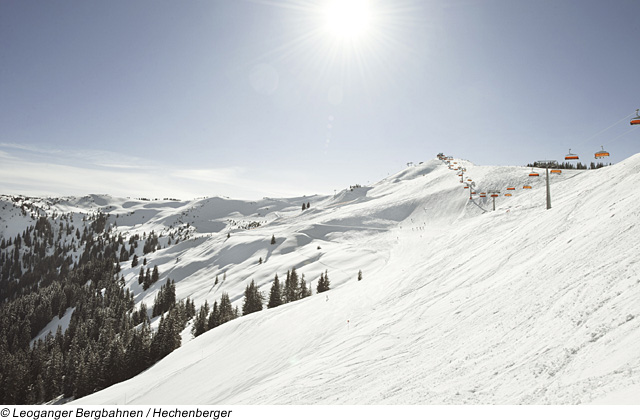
[
  {"x1": 323, "y1": 0, "x2": 372, "y2": 42},
  {"x1": 252, "y1": 0, "x2": 407, "y2": 90}
]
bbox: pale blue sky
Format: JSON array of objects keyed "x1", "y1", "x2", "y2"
[{"x1": 1, "y1": 0, "x2": 639, "y2": 199}]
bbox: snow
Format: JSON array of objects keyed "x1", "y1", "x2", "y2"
[
  {"x1": 5, "y1": 155, "x2": 640, "y2": 404},
  {"x1": 30, "y1": 307, "x2": 76, "y2": 346}
]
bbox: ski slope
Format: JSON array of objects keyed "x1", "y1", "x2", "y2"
[{"x1": 8, "y1": 155, "x2": 639, "y2": 404}]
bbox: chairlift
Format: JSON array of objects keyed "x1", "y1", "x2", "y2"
[
  {"x1": 523, "y1": 185, "x2": 532, "y2": 189},
  {"x1": 631, "y1": 109, "x2": 640, "y2": 125},
  {"x1": 565, "y1": 149, "x2": 579, "y2": 160},
  {"x1": 507, "y1": 187, "x2": 516, "y2": 190},
  {"x1": 490, "y1": 193, "x2": 499, "y2": 198},
  {"x1": 594, "y1": 146, "x2": 610, "y2": 159},
  {"x1": 505, "y1": 193, "x2": 512, "y2": 197},
  {"x1": 529, "y1": 168, "x2": 540, "y2": 177},
  {"x1": 550, "y1": 169, "x2": 562, "y2": 174}
]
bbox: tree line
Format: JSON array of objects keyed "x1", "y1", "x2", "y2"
[
  {"x1": 0, "y1": 208, "x2": 193, "y2": 404},
  {"x1": 527, "y1": 161, "x2": 611, "y2": 170},
  {"x1": 191, "y1": 268, "x2": 330, "y2": 339}
]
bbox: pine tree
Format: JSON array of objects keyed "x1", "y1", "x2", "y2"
[
  {"x1": 317, "y1": 270, "x2": 331, "y2": 293},
  {"x1": 218, "y1": 293, "x2": 235, "y2": 325},
  {"x1": 166, "y1": 279, "x2": 176, "y2": 306},
  {"x1": 358, "y1": 270, "x2": 363, "y2": 281},
  {"x1": 317, "y1": 272, "x2": 325, "y2": 293},
  {"x1": 299, "y1": 274, "x2": 311, "y2": 299},
  {"x1": 242, "y1": 280, "x2": 263, "y2": 316},
  {"x1": 132, "y1": 254, "x2": 138, "y2": 268},
  {"x1": 207, "y1": 301, "x2": 220, "y2": 330},
  {"x1": 44, "y1": 343, "x2": 64, "y2": 400},
  {"x1": 143, "y1": 267, "x2": 152, "y2": 290},
  {"x1": 192, "y1": 301, "x2": 210, "y2": 337},
  {"x1": 267, "y1": 274, "x2": 283, "y2": 308},
  {"x1": 152, "y1": 280, "x2": 176, "y2": 317},
  {"x1": 152, "y1": 265, "x2": 159, "y2": 284},
  {"x1": 133, "y1": 302, "x2": 149, "y2": 325},
  {"x1": 125, "y1": 321, "x2": 151, "y2": 376},
  {"x1": 285, "y1": 268, "x2": 300, "y2": 303},
  {"x1": 270, "y1": 235, "x2": 276, "y2": 245},
  {"x1": 152, "y1": 312, "x2": 181, "y2": 362},
  {"x1": 283, "y1": 270, "x2": 289, "y2": 302},
  {"x1": 185, "y1": 297, "x2": 196, "y2": 319},
  {"x1": 150, "y1": 314, "x2": 167, "y2": 361}
]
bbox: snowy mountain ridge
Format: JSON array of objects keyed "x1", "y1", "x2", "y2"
[{"x1": 3, "y1": 155, "x2": 640, "y2": 404}]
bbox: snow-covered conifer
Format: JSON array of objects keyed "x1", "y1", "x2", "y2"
[
  {"x1": 242, "y1": 280, "x2": 264, "y2": 316},
  {"x1": 268, "y1": 274, "x2": 283, "y2": 309}
]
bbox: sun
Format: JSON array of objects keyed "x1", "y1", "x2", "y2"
[{"x1": 322, "y1": 0, "x2": 373, "y2": 42}]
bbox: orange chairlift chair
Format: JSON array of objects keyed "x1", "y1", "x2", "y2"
[
  {"x1": 565, "y1": 149, "x2": 579, "y2": 160},
  {"x1": 594, "y1": 146, "x2": 610, "y2": 159}
]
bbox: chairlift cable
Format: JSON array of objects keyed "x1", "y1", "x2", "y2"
[
  {"x1": 567, "y1": 111, "x2": 637, "y2": 160},
  {"x1": 580, "y1": 111, "x2": 636, "y2": 145},
  {"x1": 601, "y1": 125, "x2": 639, "y2": 146}
]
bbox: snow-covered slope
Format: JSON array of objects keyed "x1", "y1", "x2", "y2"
[{"x1": 9, "y1": 155, "x2": 640, "y2": 404}]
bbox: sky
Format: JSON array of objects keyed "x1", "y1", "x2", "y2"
[{"x1": 1, "y1": 0, "x2": 639, "y2": 200}]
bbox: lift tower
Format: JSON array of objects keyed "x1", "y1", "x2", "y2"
[{"x1": 537, "y1": 160, "x2": 558, "y2": 210}]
